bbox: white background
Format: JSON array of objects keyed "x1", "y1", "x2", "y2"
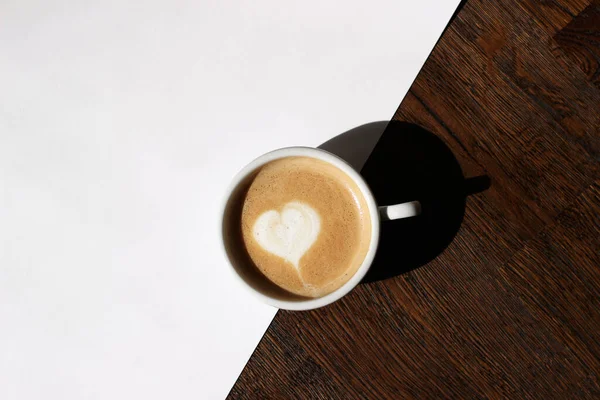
[{"x1": 0, "y1": 1, "x2": 459, "y2": 399}]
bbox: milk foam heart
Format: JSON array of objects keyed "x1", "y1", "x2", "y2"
[{"x1": 252, "y1": 202, "x2": 321, "y2": 269}]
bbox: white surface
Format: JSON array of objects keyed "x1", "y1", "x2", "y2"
[{"x1": 0, "y1": 1, "x2": 459, "y2": 399}]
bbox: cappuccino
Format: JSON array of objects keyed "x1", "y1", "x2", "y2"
[{"x1": 238, "y1": 156, "x2": 371, "y2": 298}]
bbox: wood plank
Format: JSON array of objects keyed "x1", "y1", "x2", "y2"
[{"x1": 555, "y1": 1, "x2": 600, "y2": 89}]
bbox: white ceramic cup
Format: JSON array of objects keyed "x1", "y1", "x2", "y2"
[{"x1": 220, "y1": 147, "x2": 420, "y2": 310}]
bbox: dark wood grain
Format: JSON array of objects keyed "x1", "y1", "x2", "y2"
[
  {"x1": 229, "y1": 0, "x2": 600, "y2": 398},
  {"x1": 555, "y1": 1, "x2": 600, "y2": 89}
]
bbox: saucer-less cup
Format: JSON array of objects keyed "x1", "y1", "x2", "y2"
[{"x1": 221, "y1": 147, "x2": 420, "y2": 310}]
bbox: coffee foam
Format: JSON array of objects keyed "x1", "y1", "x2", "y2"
[
  {"x1": 239, "y1": 156, "x2": 371, "y2": 298},
  {"x1": 252, "y1": 201, "x2": 321, "y2": 270}
]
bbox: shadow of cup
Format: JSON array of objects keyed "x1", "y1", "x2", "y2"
[{"x1": 320, "y1": 121, "x2": 489, "y2": 283}]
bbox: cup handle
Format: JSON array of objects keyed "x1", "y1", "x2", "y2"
[{"x1": 378, "y1": 201, "x2": 421, "y2": 221}]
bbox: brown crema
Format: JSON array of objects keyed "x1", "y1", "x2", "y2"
[{"x1": 239, "y1": 156, "x2": 372, "y2": 298}]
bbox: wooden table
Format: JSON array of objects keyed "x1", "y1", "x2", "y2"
[{"x1": 230, "y1": 0, "x2": 600, "y2": 397}]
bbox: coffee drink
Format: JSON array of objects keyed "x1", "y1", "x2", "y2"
[{"x1": 237, "y1": 156, "x2": 372, "y2": 298}]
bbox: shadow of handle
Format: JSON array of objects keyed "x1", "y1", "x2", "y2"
[{"x1": 379, "y1": 201, "x2": 421, "y2": 221}]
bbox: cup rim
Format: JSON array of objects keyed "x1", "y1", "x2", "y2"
[{"x1": 219, "y1": 147, "x2": 380, "y2": 310}]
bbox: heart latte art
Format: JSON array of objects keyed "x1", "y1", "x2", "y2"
[
  {"x1": 238, "y1": 156, "x2": 372, "y2": 298},
  {"x1": 253, "y1": 202, "x2": 321, "y2": 270}
]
